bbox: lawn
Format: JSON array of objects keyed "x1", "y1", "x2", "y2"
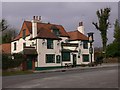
[{"x1": 2, "y1": 70, "x2": 33, "y2": 76}]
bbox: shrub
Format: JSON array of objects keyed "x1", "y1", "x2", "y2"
[
  {"x1": 2, "y1": 54, "x2": 12, "y2": 70},
  {"x1": 2, "y1": 53, "x2": 26, "y2": 70},
  {"x1": 80, "y1": 64, "x2": 87, "y2": 67},
  {"x1": 106, "y1": 42, "x2": 120, "y2": 57}
]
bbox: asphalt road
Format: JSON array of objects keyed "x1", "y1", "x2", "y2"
[{"x1": 2, "y1": 66, "x2": 118, "y2": 88}]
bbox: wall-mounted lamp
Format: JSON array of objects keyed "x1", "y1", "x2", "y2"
[
  {"x1": 87, "y1": 32, "x2": 94, "y2": 43},
  {"x1": 42, "y1": 39, "x2": 46, "y2": 45}
]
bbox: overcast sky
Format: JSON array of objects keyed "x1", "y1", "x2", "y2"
[{"x1": 2, "y1": 2, "x2": 118, "y2": 47}]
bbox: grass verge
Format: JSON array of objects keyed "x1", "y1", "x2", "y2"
[{"x1": 2, "y1": 70, "x2": 33, "y2": 76}]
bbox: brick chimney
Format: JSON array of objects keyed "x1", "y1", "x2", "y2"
[{"x1": 77, "y1": 22, "x2": 84, "y2": 34}]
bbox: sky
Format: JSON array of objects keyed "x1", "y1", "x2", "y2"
[{"x1": 2, "y1": 2, "x2": 118, "y2": 47}]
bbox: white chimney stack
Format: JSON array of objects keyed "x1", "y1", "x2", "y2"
[
  {"x1": 31, "y1": 16, "x2": 38, "y2": 38},
  {"x1": 77, "y1": 22, "x2": 85, "y2": 34}
]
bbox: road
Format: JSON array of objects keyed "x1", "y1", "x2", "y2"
[{"x1": 2, "y1": 66, "x2": 118, "y2": 88}]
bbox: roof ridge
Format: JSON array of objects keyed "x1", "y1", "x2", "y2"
[
  {"x1": 67, "y1": 30, "x2": 77, "y2": 33},
  {"x1": 24, "y1": 20, "x2": 61, "y2": 26}
]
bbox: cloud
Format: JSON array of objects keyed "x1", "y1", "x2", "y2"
[{"x1": 2, "y1": 2, "x2": 118, "y2": 47}]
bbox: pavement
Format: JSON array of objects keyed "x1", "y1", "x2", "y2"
[{"x1": 34, "y1": 63, "x2": 119, "y2": 73}]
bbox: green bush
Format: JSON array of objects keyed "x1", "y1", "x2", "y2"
[
  {"x1": 2, "y1": 53, "x2": 26, "y2": 70},
  {"x1": 2, "y1": 54, "x2": 11, "y2": 70},
  {"x1": 106, "y1": 42, "x2": 120, "y2": 57}
]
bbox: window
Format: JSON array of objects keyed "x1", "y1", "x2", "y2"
[
  {"x1": 83, "y1": 54, "x2": 89, "y2": 62},
  {"x1": 56, "y1": 55, "x2": 61, "y2": 63},
  {"x1": 22, "y1": 29, "x2": 26, "y2": 39},
  {"x1": 53, "y1": 29, "x2": 60, "y2": 37},
  {"x1": 23, "y1": 43, "x2": 26, "y2": 48},
  {"x1": 83, "y1": 41, "x2": 88, "y2": 49},
  {"x1": 62, "y1": 52, "x2": 70, "y2": 61},
  {"x1": 47, "y1": 39, "x2": 53, "y2": 49},
  {"x1": 46, "y1": 54, "x2": 55, "y2": 63},
  {"x1": 14, "y1": 42, "x2": 16, "y2": 50},
  {"x1": 51, "y1": 25, "x2": 60, "y2": 37}
]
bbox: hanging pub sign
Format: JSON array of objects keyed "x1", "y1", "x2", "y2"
[{"x1": 89, "y1": 47, "x2": 93, "y2": 54}]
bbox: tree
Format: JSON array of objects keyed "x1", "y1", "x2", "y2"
[
  {"x1": 0, "y1": 19, "x2": 9, "y2": 31},
  {"x1": 2, "y1": 27, "x2": 17, "y2": 43},
  {"x1": 114, "y1": 19, "x2": 120, "y2": 43},
  {"x1": 106, "y1": 19, "x2": 120, "y2": 57},
  {"x1": 0, "y1": 19, "x2": 17, "y2": 44},
  {"x1": 106, "y1": 42, "x2": 119, "y2": 57},
  {"x1": 92, "y1": 8, "x2": 111, "y2": 53},
  {"x1": 113, "y1": 19, "x2": 120, "y2": 58}
]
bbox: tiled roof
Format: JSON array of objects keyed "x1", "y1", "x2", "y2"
[
  {"x1": 35, "y1": 27, "x2": 61, "y2": 40},
  {"x1": 0, "y1": 43, "x2": 11, "y2": 54},
  {"x1": 13, "y1": 21, "x2": 31, "y2": 41},
  {"x1": 13, "y1": 21, "x2": 69, "y2": 41},
  {"x1": 67, "y1": 30, "x2": 88, "y2": 41}
]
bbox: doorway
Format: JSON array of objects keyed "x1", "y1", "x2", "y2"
[{"x1": 73, "y1": 54, "x2": 77, "y2": 67}]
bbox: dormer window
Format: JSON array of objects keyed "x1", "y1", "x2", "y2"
[
  {"x1": 22, "y1": 29, "x2": 26, "y2": 39},
  {"x1": 53, "y1": 29, "x2": 60, "y2": 37},
  {"x1": 51, "y1": 25, "x2": 60, "y2": 37}
]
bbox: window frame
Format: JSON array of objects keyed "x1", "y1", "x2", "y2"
[
  {"x1": 46, "y1": 54, "x2": 55, "y2": 63},
  {"x1": 53, "y1": 29, "x2": 60, "y2": 37},
  {"x1": 14, "y1": 42, "x2": 17, "y2": 50},
  {"x1": 83, "y1": 54, "x2": 89, "y2": 62},
  {"x1": 56, "y1": 55, "x2": 61, "y2": 63},
  {"x1": 83, "y1": 41, "x2": 88, "y2": 49},
  {"x1": 47, "y1": 39, "x2": 54, "y2": 49},
  {"x1": 62, "y1": 52, "x2": 70, "y2": 61}
]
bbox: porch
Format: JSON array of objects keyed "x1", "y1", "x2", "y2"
[{"x1": 21, "y1": 47, "x2": 37, "y2": 71}]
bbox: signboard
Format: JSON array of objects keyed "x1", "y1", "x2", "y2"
[
  {"x1": 89, "y1": 47, "x2": 93, "y2": 54},
  {"x1": 61, "y1": 43, "x2": 78, "y2": 47}
]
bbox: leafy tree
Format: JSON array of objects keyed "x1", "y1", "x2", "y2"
[
  {"x1": 106, "y1": 19, "x2": 120, "y2": 57},
  {"x1": 114, "y1": 19, "x2": 120, "y2": 43},
  {"x1": 92, "y1": 8, "x2": 111, "y2": 53},
  {"x1": 106, "y1": 42, "x2": 119, "y2": 57}
]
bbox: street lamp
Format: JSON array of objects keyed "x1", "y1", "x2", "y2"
[{"x1": 87, "y1": 32, "x2": 94, "y2": 64}]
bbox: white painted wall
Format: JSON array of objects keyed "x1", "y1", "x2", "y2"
[
  {"x1": 36, "y1": 39, "x2": 61, "y2": 67},
  {"x1": 11, "y1": 35, "x2": 36, "y2": 54},
  {"x1": 11, "y1": 34, "x2": 94, "y2": 67},
  {"x1": 63, "y1": 40, "x2": 94, "y2": 65},
  {"x1": 60, "y1": 37, "x2": 69, "y2": 43}
]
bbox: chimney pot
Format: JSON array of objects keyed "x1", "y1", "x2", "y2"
[
  {"x1": 36, "y1": 16, "x2": 38, "y2": 20},
  {"x1": 79, "y1": 22, "x2": 83, "y2": 26},
  {"x1": 33, "y1": 16, "x2": 35, "y2": 20},
  {"x1": 39, "y1": 16, "x2": 41, "y2": 21}
]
